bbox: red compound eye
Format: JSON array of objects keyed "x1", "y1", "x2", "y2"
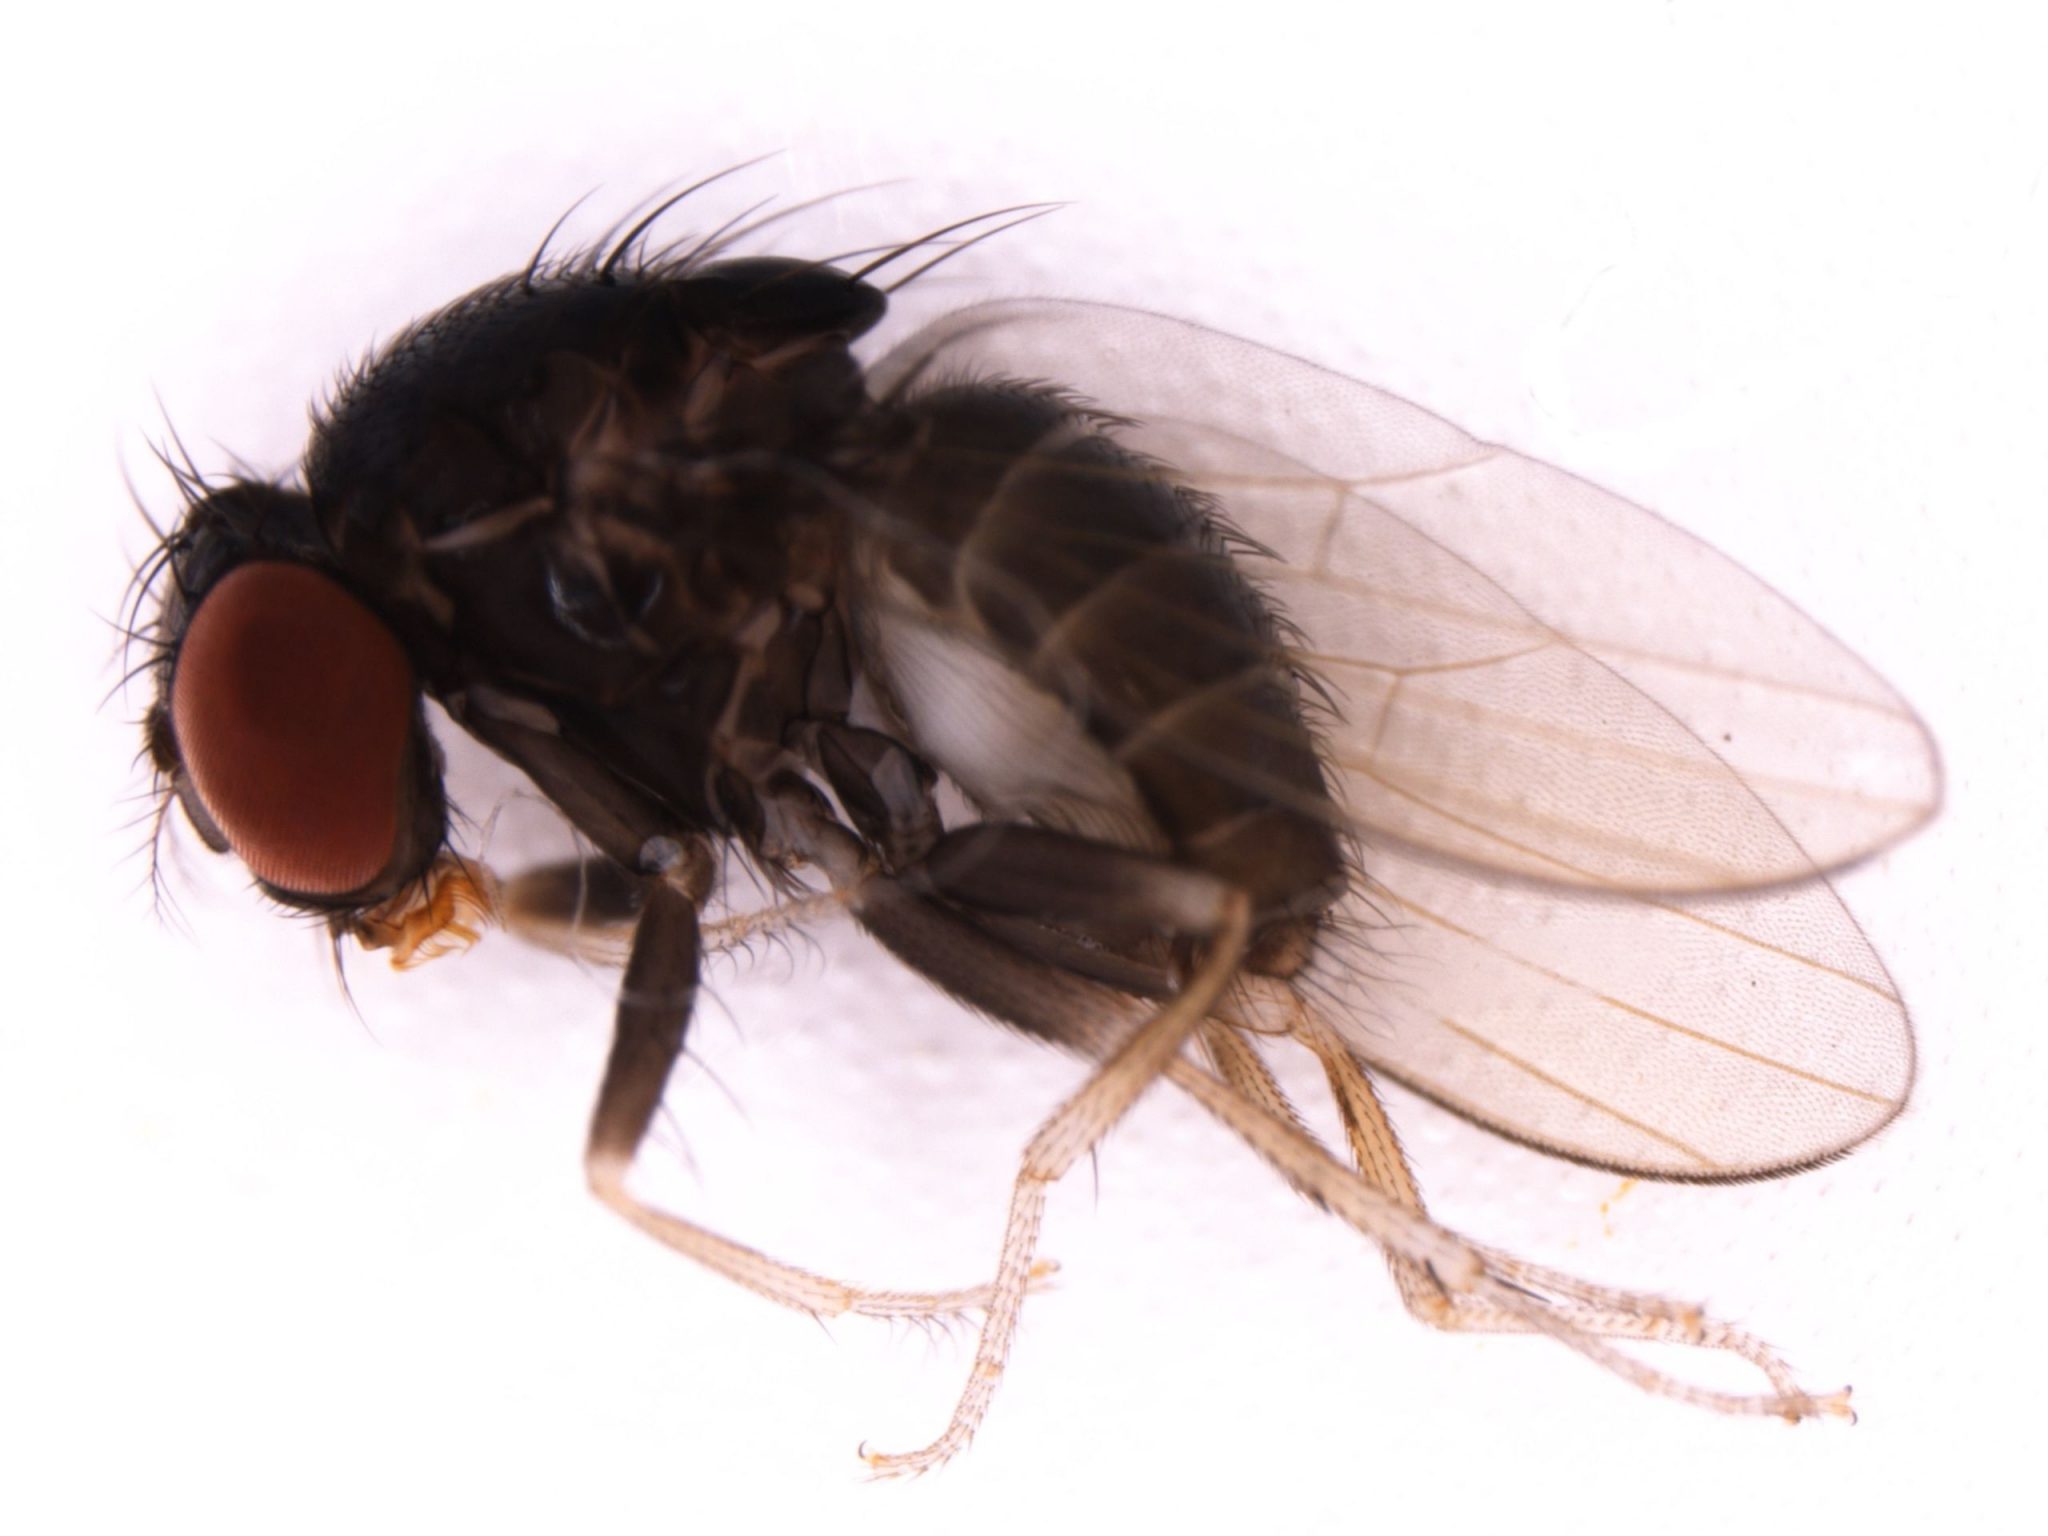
[{"x1": 170, "y1": 562, "x2": 416, "y2": 896}]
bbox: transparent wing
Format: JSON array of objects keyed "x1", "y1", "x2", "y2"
[
  {"x1": 1332, "y1": 843, "x2": 1911, "y2": 1178},
  {"x1": 869, "y1": 299, "x2": 1939, "y2": 887},
  {"x1": 868, "y1": 300, "x2": 1936, "y2": 1178}
]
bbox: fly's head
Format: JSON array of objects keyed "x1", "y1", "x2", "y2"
[{"x1": 139, "y1": 479, "x2": 487, "y2": 967}]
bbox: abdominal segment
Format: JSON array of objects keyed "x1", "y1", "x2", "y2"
[{"x1": 860, "y1": 380, "x2": 1350, "y2": 968}]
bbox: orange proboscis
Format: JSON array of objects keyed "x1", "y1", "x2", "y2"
[{"x1": 352, "y1": 854, "x2": 502, "y2": 968}]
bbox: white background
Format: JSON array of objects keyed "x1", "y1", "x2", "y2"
[{"x1": 8, "y1": 3, "x2": 2040, "y2": 1530}]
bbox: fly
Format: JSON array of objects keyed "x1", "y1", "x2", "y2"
[{"x1": 129, "y1": 175, "x2": 1941, "y2": 1474}]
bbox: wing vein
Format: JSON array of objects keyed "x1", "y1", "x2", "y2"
[
  {"x1": 1377, "y1": 881, "x2": 1903, "y2": 1105},
  {"x1": 1431, "y1": 1014, "x2": 1722, "y2": 1171}
]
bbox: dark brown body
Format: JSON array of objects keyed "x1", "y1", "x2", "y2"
[
  {"x1": 140, "y1": 216, "x2": 1909, "y2": 1472},
  {"x1": 152, "y1": 253, "x2": 1346, "y2": 976}
]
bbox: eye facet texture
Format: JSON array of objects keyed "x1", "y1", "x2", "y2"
[{"x1": 170, "y1": 562, "x2": 415, "y2": 896}]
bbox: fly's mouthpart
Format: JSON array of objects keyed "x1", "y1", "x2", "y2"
[{"x1": 343, "y1": 853, "x2": 501, "y2": 969}]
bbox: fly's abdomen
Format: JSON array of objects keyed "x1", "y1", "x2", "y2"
[{"x1": 865, "y1": 382, "x2": 1348, "y2": 947}]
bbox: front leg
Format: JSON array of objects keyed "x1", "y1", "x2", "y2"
[
  {"x1": 455, "y1": 702, "x2": 1048, "y2": 1324},
  {"x1": 583, "y1": 839, "x2": 1044, "y2": 1322}
]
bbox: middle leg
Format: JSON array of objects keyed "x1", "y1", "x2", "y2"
[{"x1": 849, "y1": 825, "x2": 1253, "y2": 1475}]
